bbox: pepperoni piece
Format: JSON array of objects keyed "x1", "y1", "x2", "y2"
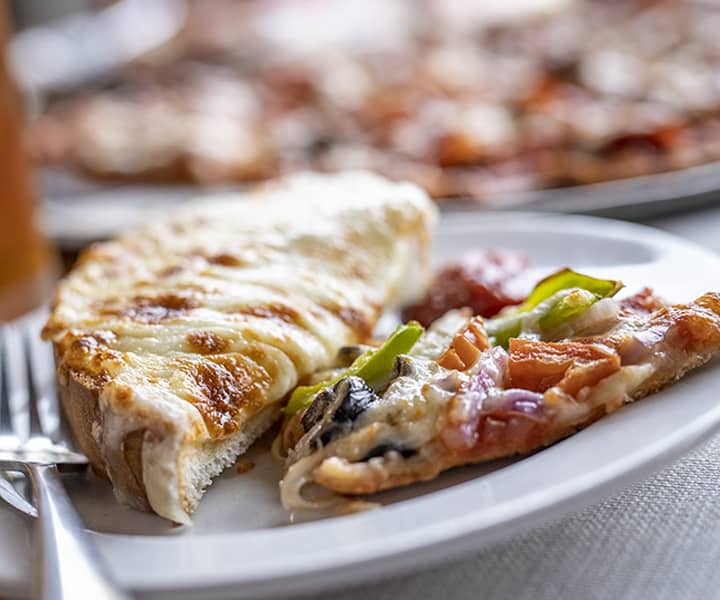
[{"x1": 402, "y1": 250, "x2": 528, "y2": 327}]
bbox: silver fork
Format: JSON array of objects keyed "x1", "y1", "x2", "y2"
[
  {"x1": 1, "y1": 470, "x2": 37, "y2": 517},
  {"x1": 0, "y1": 312, "x2": 130, "y2": 600}
]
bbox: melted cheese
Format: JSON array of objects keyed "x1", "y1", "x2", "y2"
[{"x1": 44, "y1": 171, "x2": 436, "y2": 522}]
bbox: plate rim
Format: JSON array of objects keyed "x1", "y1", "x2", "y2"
[{"x1": 41, "y1": 161, "x2": 720, "y2": 249}]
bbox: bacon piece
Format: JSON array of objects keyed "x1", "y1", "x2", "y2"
[
  {"x1": 599, "y1": 292, "x2": 720, "y2": 365},
  {"x1": 618, "y1": 287, "x2": 667, "y2": 316},
  {"x1": 664, "y1": 293, "x2": 720, "y2": 353}
]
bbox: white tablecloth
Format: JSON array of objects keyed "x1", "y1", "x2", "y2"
[{"x1": 307, "y1": 204, "x2": 720, "y2": 600}]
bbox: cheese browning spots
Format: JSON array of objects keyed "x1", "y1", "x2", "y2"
[{"x1": 179, "y1": 354, "x2": 272, "y2": 436}]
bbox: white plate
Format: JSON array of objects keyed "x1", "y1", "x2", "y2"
[{"x1": 3, "y1": 212, "x2": 720, "y2": 599}]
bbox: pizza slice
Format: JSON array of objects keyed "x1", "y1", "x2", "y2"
[
  {"x1": 42, "y1": 172, "x2": 436, "y2": 523},
  {"x1": 279, "y1": 270, "x2": 720, "y2": 510}
]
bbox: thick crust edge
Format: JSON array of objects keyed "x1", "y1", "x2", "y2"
[
  {"x1": 57, "y1": 365, "x2": 152, "y2": 512},
  {"x1": 56, "y1": 353, "x2": 284, "y2": 522}
]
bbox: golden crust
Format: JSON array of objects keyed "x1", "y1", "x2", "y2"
[{"x1": 57, "y1": 368, "x2": 151, "y2": 511}]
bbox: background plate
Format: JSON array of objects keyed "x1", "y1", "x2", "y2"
[
  {"x1": 41, "y1": 162, "x2": 720, "y2": 250},
  {"x1": 3, "y1": 212, "x2": 720, "y2": 598},
  {"x1": 457, "y1": 161, "x2": 720, "y2": 219}
]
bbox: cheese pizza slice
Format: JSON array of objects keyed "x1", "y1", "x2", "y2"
[
  {"x1": 43, "y1": 172, "x2": 436, "y2": 523},
  {"x1": 279, "y1": 272, "x2": 720, "y2": 510}
]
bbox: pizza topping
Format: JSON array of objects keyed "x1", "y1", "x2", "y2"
[
  {"x1": 605, "y1": 293, "x2": 720, "y2": 368},
  {"x1": 442, "y1": 347, "x2": 509, "y2": 451},
  {"x1": 437, "y1": 316, "x2": 489, "y2": 371},
  {"x1": 336, "y1": 344, "x2": 375, "y2": 368},
  {"x1": 442, "y1": 338, "x2": 622, "y2": 453},
  {"x1": 284, "y1": 322, "x2": 424, "y2": 416},
  {"x1": 443, "y1": 386, "x2": 552, "y2": 454},
  {"x1": 549, "y1": 297, "x2": 620, "y2": 340},
  {"x1": 280, "y1": 287, "x2": 720, "y2": 512},
  {"x1": 538, "y1": 288, "x2": 602, "y2": 332},
  {"x1": 519, "y1": 269, "x2": 622, "y2": 313},
  {"x1": 486, "y1": 269, "x2": 623, "y2": 347},
  {"x1": 612, "y1": 327, "x2": 666, "y2": 366},
  {"x1": 282, "y1": 270, "x2": 626, "y2": 483},
  {"x1": 410, "y1": 309, "x2": 473, "y2": 362},
  {"x1": 401, "y1": 250, "x2": 527, "y2": 327},
  {"x1": 300, "y1": 377, "x2": 379, "y2": 447},
  {"x1": 507, "y1": 339, "x2": 621, "y2": 395},
  {"x1": 618, "y1": 287, "x2": 666, "y2": 316}
]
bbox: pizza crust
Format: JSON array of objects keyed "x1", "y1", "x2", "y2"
[{"x1": 58, "y1": 367, "x2": 283, "y2": 521}]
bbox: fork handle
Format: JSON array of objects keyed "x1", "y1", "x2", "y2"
[{"x1": 28, "y1": 464, "x2": 131, "y2": 600}]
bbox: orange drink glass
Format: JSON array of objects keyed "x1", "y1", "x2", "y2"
[{"x1": 0, "y1": 7, "x2": 56, "y2": 322}]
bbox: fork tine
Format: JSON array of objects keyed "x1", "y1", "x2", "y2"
[
  {"x1": 26, "y1": 342, "x2": 45, "y2": 438},
  {"x1": 0, "y1": 328, "x2": 10, "y2": 434},
  {"x1": 0, "y1": 470, "x2": 37, "y2": 518},
  {"x1": 1, "y1": 323, "x2": 30, "y2": 443},
  {"x1": 23, "y1": 317, "x2": 58, "y2": 439}
]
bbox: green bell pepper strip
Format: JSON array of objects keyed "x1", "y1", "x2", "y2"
[
  {"x1": 537, "y1": 288, "x2": 599, "y2": 332},
  {"x1": 283, "y1": 321, "x2": 424, "y2": 416},
  {"x1": 486, "y1": 269, "x2": 623, "y2": 348},
  {"x1": 518, "y1": 269, "x2": 622, "y2": 313}
]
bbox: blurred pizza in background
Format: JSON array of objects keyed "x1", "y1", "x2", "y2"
[{"x1": 20, "y1": 0, "x2": 720, "y2": 202}]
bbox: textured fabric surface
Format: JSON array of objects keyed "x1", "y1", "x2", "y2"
[
  {"x1": 303, "y1": 211, "x2": 720, "y2": 600},
  {"x1": 309, "y1": 433, "x2": 720, "y2": 600}
]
